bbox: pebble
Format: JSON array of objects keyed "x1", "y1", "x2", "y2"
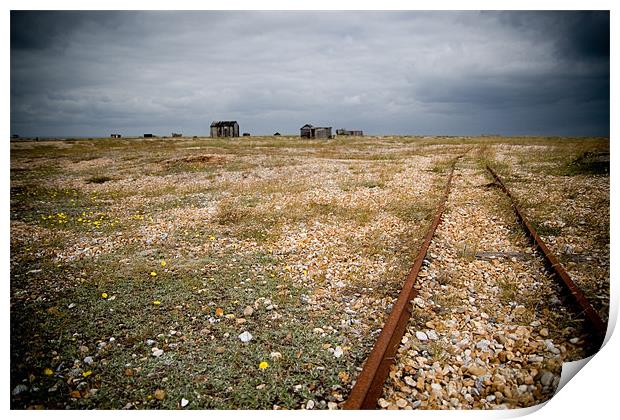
[
  {"x1": 181, "y1": 398, "x2": 189, "y2": 407},
  {"x1": 243, "y1": 306, "x2": 254, "y2": 316},
  {"x1": 152, "y1": 348, "x2": 164, "y2": 357},
  {"x1": 545, "y1": 339, "x2": 561, "y2": 354},
  {"x1": 475, "y1": 339, "x2": 491, "y2": 350},
  {"x1": 539, "y1": 328, "x2": 549, "y2": 337},
  {"x1": 270, "y1": 352, "x2": 282, "y2": 360},
  {"x1": 327, "y1": 402, "x2": 338, "y2": 410},
  {"x1": 333, "y1": 346, "x2": 344, "y2": 358},
  {"x1": 83, "y1": 356, "x2": 93, "y2": 365},
  {"x1": 12, "y1": 384, "x2": 28, "y2": 396},
  {"x1": 306, "y1": 400, "x2": 315, "y2": 410},
  {"x1": 427, "y1": 330, "x2": 439, "y2": 340},
  {"x1": 467, "y1": 365, "x2": 486, "y2": 377},
  {"x1": 540, "y1": 371, "x2": 554, "y2": 387},
  {"x1": 238, "y1": 331, "x2": 253, "y2": 343},
  {"x1": 396, "y1": 398, "x2": 408, "y2": 408},
  {"x1": 404, "y1": 376, "x2": 417, "y2": 387},
  {"x1": 415, "y1": 331, "x2": 428, "y2": 341}
]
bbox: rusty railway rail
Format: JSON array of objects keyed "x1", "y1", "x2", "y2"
[
  {"x1": 343, "y1": 156, "x2": 461, "y2": 410},
  {"x1": 343, "y1": 158, "x2": 606, "y2": 410},
  {"x1": 486, "y1": 165, "x2": 607, "y2": 344}
]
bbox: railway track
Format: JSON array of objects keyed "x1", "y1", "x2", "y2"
[{"x1": 344, "y1": 156, "x2": 606, "y2": 410}]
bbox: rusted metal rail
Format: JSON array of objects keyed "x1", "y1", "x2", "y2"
[
  {"x1": 486, "y1": 165, "x2": 607, "y2": 343},
  {"x1": 343, "y1": 157, "x2": 461, "y2": 410}
]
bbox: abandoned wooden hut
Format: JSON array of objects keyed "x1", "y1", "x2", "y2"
[
  {"x1": 300, "y1": 124, "x2": 332, "y2": 139},
  {"x1": 110, "y1": 134, "x2": 121, "y2": 138},
  {"x1": 171, "y1": 133, "x2": 182, "y2": 138},
  {"x1": 336, "y1": 129, "x2": 363, "y2": 136},
  {"x1": 242, "y1": 132, "x2": 251, "y2": 137},
  {"x1": 300, "y1": 124, "x2": 313, "y2": 138},
  {"x1": 210, "y1": 121, "x2": 239, "y2": 138},
  {"x1": 143, "y1": 133, "x2": 154, "y2": 138}
]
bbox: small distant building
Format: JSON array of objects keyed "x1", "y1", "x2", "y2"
[
  {"x1": 171, "y1": 133, "x2": 182, "y2": 138},
  {"x1": 300, "y1": 124, "x2": 332, "y2": 139},
  {"x1": 242, "y1": 132, "x2": 251, "y2": 137},
  {"x1": 274, "y1": 132, "x2": 281, "y2": 136},
  {"x1": 210, "y1": 121, "x2": 239, "y2": 138},
  {"x1": 336, "y1": 129, "x2": 363, "y2": 136},
  {"x1": 143, "y1": 133, "x2": 154, "y2": 138},
  {"x1": 110, "y1": 134, "x2": 121, "y2": 138}
]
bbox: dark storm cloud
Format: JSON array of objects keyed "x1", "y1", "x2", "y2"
[
  {"x1": 10, "y1": 11, "x2": 609, "y2": 137},
  {"x1": 496, "y1": 11, "x2": 610, "y2": 60}
]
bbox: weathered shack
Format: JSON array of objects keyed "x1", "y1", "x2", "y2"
[
  {"x1": 242, "y1": 132, "x2": 251, "y2": 137},
  {"x1": 300, "y1": 124, "x2": 313, "y2": 138},
  {"x1": 300, "y1": 124, "x2": 332, "y2": 139},
  {"x1": 171, "y1": 133, "x2": 182, "y2": 137},
  {"x1": 210, "y1": 121, "x2": 239, "y2": 138},
  {"x1": 110, "y1": 134, "x2": 121, "y2": 138},
  {"x1": 313, "y1": 127, "x2": 332, "y2": 139},
  {"x1": 143, "y1": 133, "x2": 154, "y2": 138},
  {"x1": 336, "y1": 129, "x2": 363, "y2": 136}
]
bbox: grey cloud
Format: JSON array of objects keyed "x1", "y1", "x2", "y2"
[{"x1": 11, "y1": 11, "x2": 609, "y2": 137}]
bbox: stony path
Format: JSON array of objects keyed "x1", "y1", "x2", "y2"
[{"x1": 378, "y1": 157, "x2": 591, "y2": 410}]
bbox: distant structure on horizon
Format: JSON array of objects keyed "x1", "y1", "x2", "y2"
[
  {"x1": 110, "y1": 133, "x2": 122, "y2": 138},
  {"x1": 143, "y1": 133, "x2": 154, "y2": 138},
  {"x1": 336, "y1": 128, "x2": 363, "y2": 136},
  {"x1": 171, "y1": 133, "x2": 182, "y2": 138},
  {"x1": 210, "y1": 121, "x2": 239, "y2": 138},
  {"x1": 300, "y1": 124, "x2": 332, "y2": 139}
]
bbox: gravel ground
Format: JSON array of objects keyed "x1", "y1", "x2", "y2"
[
  {"x1": 10, "y1": 137, "x2": 607, "y2": 409},
  {"x1": 380, "y1": 157, "x2": 593, "y2": 410},
  {"x1": 494, "y1": 146, "x2": 609, "y2": 323}
]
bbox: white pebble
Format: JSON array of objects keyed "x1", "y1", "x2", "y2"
[{"x1": 238, "y1": 331, "x2": 253, "y2": 342}]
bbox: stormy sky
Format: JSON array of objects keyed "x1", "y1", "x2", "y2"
[{"x1": 10, "y1": 11, "x2": 610, "y2": 137}]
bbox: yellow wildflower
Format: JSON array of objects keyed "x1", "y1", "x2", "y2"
[
  {"x1": 259, "y1": 361, "x2": 269, "y2": 370},
  {"x1": 43, "y1": 368, "x2": 54, "y2": 376},
  {"x1": 150, "y1": 271, "x2": 157, "y2": 277},
  {"x1": 82, "y1": 370, "x2": 93, "y2": 378},
  {"x1": 160, "y1": 260, "x2": 166, "y2": 267},
  {"x1": 101, "y1": 292, "x2": 108, "y2": 299},
  {"x1": 153, "y1": 300, "x2": 161, "y2": 305}
]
